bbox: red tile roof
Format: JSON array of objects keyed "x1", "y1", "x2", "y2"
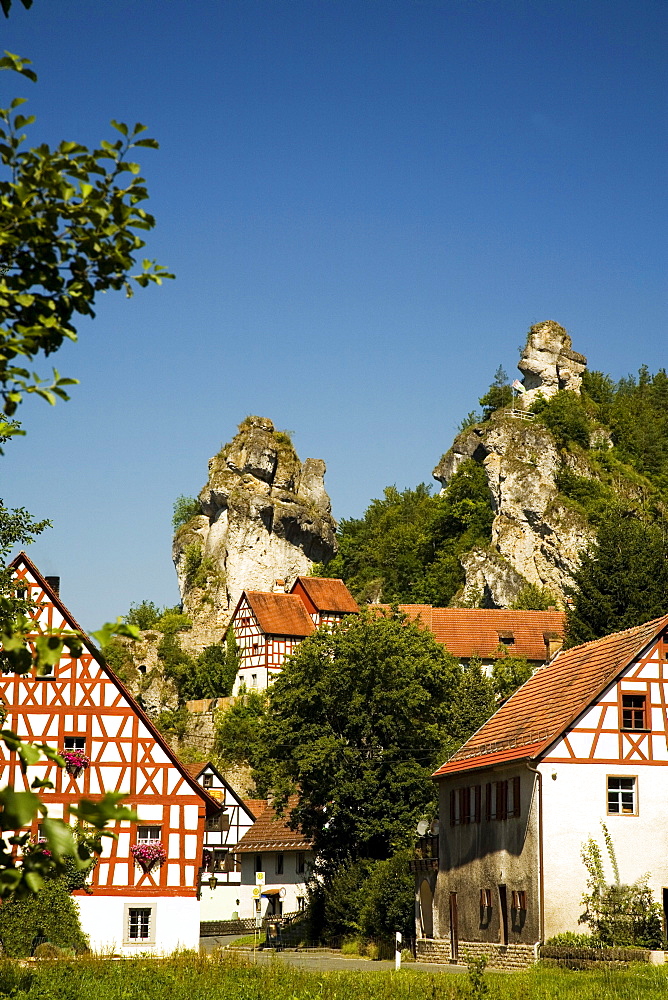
[
  {"x1": 244, "y1": 799, "x2": 269, "y2": 820},
  {"x1": 433, "y1": 614, "x2": 668, "y2": 777},
  {"x1": 236, "y1": 796, "x2": 312, "y2": 851},
  {"x1": 245, "y1": 592, "x2": 316, "y2": 637},
  {"x1": 292, "y1": 577, "x2": 359, "y2": 614},
  {"x1": 383, "y1": 606, "x2": 565, "y2": 661}
]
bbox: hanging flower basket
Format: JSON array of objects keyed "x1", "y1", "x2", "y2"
[
  {"x1": 131, "y1": 842, "x2": 167, "y2": 874},
  {"x1": 61, "y1": 748, "x2": 90, "y2": 778}
]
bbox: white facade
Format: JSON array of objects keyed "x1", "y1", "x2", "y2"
[{"x1": 77, "y1": 895, "x2": 200, "y2": 954}]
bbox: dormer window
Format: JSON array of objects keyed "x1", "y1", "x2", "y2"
[
  {"x1": 498, "y1": 632, "x2": 515, "y2": 645},
  {"x1": 202, "y1": 773, "x2": 213, "y2": 788}
]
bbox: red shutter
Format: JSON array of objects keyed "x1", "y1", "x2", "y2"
[
  {"x1": 474, "y1": 785, "x2": 481, "y2": 824},
  {"x1": 512, "y1": 776, "x2": 521, "y2": 818}
]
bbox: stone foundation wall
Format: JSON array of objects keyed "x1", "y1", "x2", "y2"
[{"x1": 417, "y1": 938, "x2": 538, "y2": 970}]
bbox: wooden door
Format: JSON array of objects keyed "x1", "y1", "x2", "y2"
[{"x1": 449, "y1": 892, "x2": 458, "y2": 962}]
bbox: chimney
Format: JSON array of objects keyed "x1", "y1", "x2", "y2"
[
  {"x1": 273, "y1": 579, "x2": 286, "y2": 593},
  {"x1": 45, "y1": 575, "x2": 60, "y2": 596},
  {"x1": 543, "y1": 631, "x2": 562, "y2": 661}
]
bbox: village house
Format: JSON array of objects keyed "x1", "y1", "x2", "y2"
[
  {"x1": 229, "y1": 577, "x2": 358, "y2": 694},
  {"x1": 1, "y1": 553, "x2": 221, "y2": 954},
  {"x1": 234, "y1": 796, "x2": 314, "y2": 920},
  {"x1": 416, "y1": 614, "x2": 668, "y2": 968}
]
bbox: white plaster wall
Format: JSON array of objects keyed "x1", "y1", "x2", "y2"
[
  {"x1": 77, "y1": 895, "x2": 200, "y2": 954},
  {"x1": 200, "y1": 884, "x2": 244, "y2": 921},
  {"x1": 539, "y1": 761, "x2": 668, "y2": 938}
]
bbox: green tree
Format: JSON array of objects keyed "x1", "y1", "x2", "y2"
[
  {"x1": 253, "y1": 610, "x2": 461, "y2": 870},
  {"x1": 532, "y1": 390, "x2": 591, "y2": 449},
  {"x1": 124, "y1": 600, "x2": 163, "y2": 631},
  {"x1": 491, "y1": 647, "x2": 533, "y2": 702},
  {"x1": 172, "y1": 495, "x2": 201, "y2": 531},
  {"x1": 215, "y1": 689, "x2": 269, "y2": 773},
  {"x1": 510, "y1": 584, "x2": 557, "y2": 611},
  {"x1": 478, "y1": 365, "x2": 513, "y2": 420},
  {"x1": 566, "y1": 509, "x2": 668, "y2": 646}
]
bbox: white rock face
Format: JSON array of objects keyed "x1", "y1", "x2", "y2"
[
  {"x1": 518, "y1": 320, "x2": 587, "y2": 408},
  {"x1": 433, "y1": 322, "x2": 594, "y2": 606},
  {"x1": 172, "y1": 417, "x2": 337, "y2": 651}
]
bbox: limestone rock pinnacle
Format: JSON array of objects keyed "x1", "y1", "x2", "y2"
[{"x1": 518, "y1": 320, "x2": 587, "y2": 408}]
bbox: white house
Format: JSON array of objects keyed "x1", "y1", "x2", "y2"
[
  {"x1": 419, "y1": 614, "x2": 668, "y2": 968},
  {"x1": 1, "y1": 553, "x2": 221, "y2": 954}
]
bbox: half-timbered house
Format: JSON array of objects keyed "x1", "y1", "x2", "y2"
[
  {"x1": 2, "y1": 553, "x2": 221, "y2": 954},
  {"x1": 289, "y1": 577, "x2": 359, "y2": 626},
  {"x1": 184, "y1": 761, "x2": 264, "y2": 920},
  {"x1": 419, "y1": 614, "x2": 668, "y2": 968},
  {"x1": 230, "y1": 591, "x2": 315, "y2": 694}
]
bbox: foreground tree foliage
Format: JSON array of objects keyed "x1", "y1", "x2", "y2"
[
  {"x1": 0, "y1": 51, "x2": 171, "y2": 895},
  {"x1": 0, "y1": 873, "x2": 89, "y2": 956}
]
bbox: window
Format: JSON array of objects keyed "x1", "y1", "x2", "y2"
[
  {"x1": 449, "y1": 785, "x2": 481, "y2": 826},
  {"x1": 296, "y1": 852, "x2": 306, "y2": 874},
  {"x1": 622, "y1": 694, "x2": 647, "y2": 731},
  {"x1": 64, "y1": 737, "x2": 86, "y2": 752},
  {"x1": 297, "y1": 896, "x2": 305, "y2": 912},
  {"x1": 480, "y1": 888, "x2": 492, "y2": 908},
  {"x1": 608, "y1": 776, "x2": 637, "y2": 815},
  {"x1": 128, "y1": 907, "x2": 151, "y2": 941},
  {"x1": 136, "y1": 825, "x2": 161, "y2": 843},
  {"x1": 208, "y1": 848, "x2": 232, "y2": 872},
  {"x1": 511, "y1": 890, "x2": 527, "y2": 911},
  {"x1": 251, "y1": 674, "x2": 257, "y2": 688},
  {"x1": 484, "y1": 778, "x2": 520, "y2": 821},
  {"x1": 202, "y1": 773, "x2": 214, "y2": 788},
  {"x1": 275, "y1": 853, "x2": 284, "y2": 875},
  {"x1": 254, "y1": 853, "x2": 263, "y2": 873}
]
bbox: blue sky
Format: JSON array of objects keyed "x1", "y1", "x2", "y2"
[{"x1": 2, "y1": 0, "x2": 666, "y2": 631}]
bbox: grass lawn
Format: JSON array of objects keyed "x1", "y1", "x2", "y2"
[{"x1": 0, "y1": 952, "x2": 666, "y2": 998}]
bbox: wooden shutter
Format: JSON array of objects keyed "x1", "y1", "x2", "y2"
[
  {"x1": 450, "y1": 789, "x2": 456, "y2": 826},
  {"x1": 485, "y1": 783, "x2": 492, "y2": 821},
  {"x1": 474, "y1": 785, "x2": 481, "y2": 824},
  {"x1": 461, "y1": 786, "x2": 471, "y2": 825},
  {"x1": 512, "y1": 776, "x2": 521, "y2": 817},
  {"x1": 496, "y1": 780, "x2": 507, "y2": 820}
]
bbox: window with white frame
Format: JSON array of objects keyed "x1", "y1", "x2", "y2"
[
  {"x1": 63, "y1": 736, "x2": 86, "y2": 752},
  {"x1": 607, "y1": 776, "x2": 637, "y2": 815},
  {"x1": 123, "y1": 903, "x2": 156, "y2": 944},
  {"x1": 136, "y1": 825, "x2": 161, "y2": 843}
]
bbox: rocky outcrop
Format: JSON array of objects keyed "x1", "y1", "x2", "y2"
[
  {"x1": 433, "y1": 322, "x2": 594, "y2": 607},
  {"x1": 172, "y1": 417, "x2": 337, "y2": 651},
  {"x1": 518, "y1": 320, "x2": 587, "y2": 408}
]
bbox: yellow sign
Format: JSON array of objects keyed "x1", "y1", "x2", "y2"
[
  {"x1": 255, "y1": 871, "x2": 265, "y2": 885},
  {"x1": 252, "y1": 886, "x2": 261, "y2": 899}
]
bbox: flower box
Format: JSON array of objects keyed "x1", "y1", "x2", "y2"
[
  {"x1": 131, "y1": 841, "x2": 167, "y2": 874},
  {"x1": 61, "y1": 748, "x2": 90, "y2": 778}
]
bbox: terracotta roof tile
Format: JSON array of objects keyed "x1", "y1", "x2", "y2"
[
  {"x1": 245, "y1": 592, "x2": 316, "y2": 637},
  {"x1": 373, "y1": 606, "x2": 565, "y2": 661},
  {"x1": 236, "y1": 796, "x2": 312, "y2": 851},
  {"x1": 433, "y1": 615, "x2": 668, "y2": 777},
  {"x1": 292, "y1": 577, "x2": 359, "y2": 614},
  {"x1": 244, "y1": 799, "x2": 269, "y2": 820}
]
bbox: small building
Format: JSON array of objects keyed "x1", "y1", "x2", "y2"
[
  {"x1": 289, "y1": 576, "x2": 359, "y2": 626},
  {"x1": 230, "y1": 591, "x2": 316, "y2": 694},
  {"x1": 419, "y1": 614, "x2": 668, "y2": 968},
  {"x1": 1, "y1": 553, "x2": 221, "y2": 954},
  {"x1": 234, "y1": 797, "x2": 314, "y2": 919}
]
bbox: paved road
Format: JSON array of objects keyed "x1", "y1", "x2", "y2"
[{"x1": 200, "y1": 940, "x2": 466, "y2": 975}]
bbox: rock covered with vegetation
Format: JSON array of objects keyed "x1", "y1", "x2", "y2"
[
  {"x1": 172, "y1": 416, "x2": 337, "y2": 648},
  {"x1": 517, "y1": 320, "x2": 587, "y2": 408}
]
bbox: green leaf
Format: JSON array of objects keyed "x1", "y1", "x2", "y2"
[
  {"x1": 110, "y1": 119, "x2": 128, "y2": 137},
  {"x1": 0, "y1": 787, "x2": 40, "y2": 829}
]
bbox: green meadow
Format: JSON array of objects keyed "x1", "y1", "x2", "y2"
[{"x1": 0, "y1": 952, "x2": 666, "y2": 1000}]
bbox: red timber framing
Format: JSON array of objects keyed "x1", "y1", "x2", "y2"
[
  {"x1": 1, "y1": 553, "x2": 221, "y2": 898},
  {"x1": 230, "y1": 592, "x2": 313, "y2": 691}
]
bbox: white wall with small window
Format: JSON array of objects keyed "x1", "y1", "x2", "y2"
[
  {"x1": 76, "y1": 895, "x2": 199, "y2": 954},
  {"x1": 234, "y1": 849, "x2": 313, "y2": 921},
  {"x1": 538, "y1": 760, "x2": 668, "y2": 939}
]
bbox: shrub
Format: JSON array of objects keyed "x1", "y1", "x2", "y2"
[
  {"x1": 532, "y1": 391, "x2": 591, "y2": 449},
  {"x1": 125, "y1": 600, "x2": 163, "y2": 630},
  {"x1": 172, "y1": 495, "x2": 201, "y2": 530},
  {"x1": 510, "y1": 584, "x2": 557, "y2": 610},
  {"x1": 0, "y1": 877, "x2": 89, "y2": 957}
]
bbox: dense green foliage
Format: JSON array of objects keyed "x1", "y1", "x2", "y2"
[
  {"x1": 566, "y1": 509, "x2": 668, "y2": 646},
  {"x1": 319, "y1": 461, "x2": 493, "y2": 606},
  {"x1": 214, "y1": 690, "x2": 268, "y2": 772},
  {"x1": 478, "y1": 365, "x2": 513, "y2": 420},
  {"x1": 0, "y1": 876, "x2": 89, "y2": 957}
]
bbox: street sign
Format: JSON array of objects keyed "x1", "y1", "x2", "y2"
[
  {"x1": 255, "y1": 871, "x2": 265, "y2": 885},
  {"x1": 252, "y1": 886, "x2": 261, "y2": 899},
  {"x1": 255, "y1": 913, "x2": 263, "y2": 928}
]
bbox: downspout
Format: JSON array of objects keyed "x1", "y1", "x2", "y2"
[{"x1": 525, "y1": 761, "x2": 544, "y2": 946}]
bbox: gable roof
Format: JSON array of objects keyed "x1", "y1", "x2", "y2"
[
  {"x1": 244, "y1": 591, "x2": 316, "y2": 637},
  {"x1": 10, "y1": 552, "x2": 222, "y2": 817},
  {"x1": 291, "y1": 577, "x2": 359, "y2": 614},
  {"x1": 235, "y1": 795, "x2": 312, "y2": 851},
  {"x1": 433, "y1": 614, "x2": 668, "y2": 778},
  {"x1": 372, "y1": 606, "x2": 565, "y2": 661},
  {"x1": 181, "y1": 761, "x2": 258, "y2": 818}
]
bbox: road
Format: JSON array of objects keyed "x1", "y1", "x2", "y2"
[{"x1": 200, "y1": 938, "x2": 466, "y2": 975}]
